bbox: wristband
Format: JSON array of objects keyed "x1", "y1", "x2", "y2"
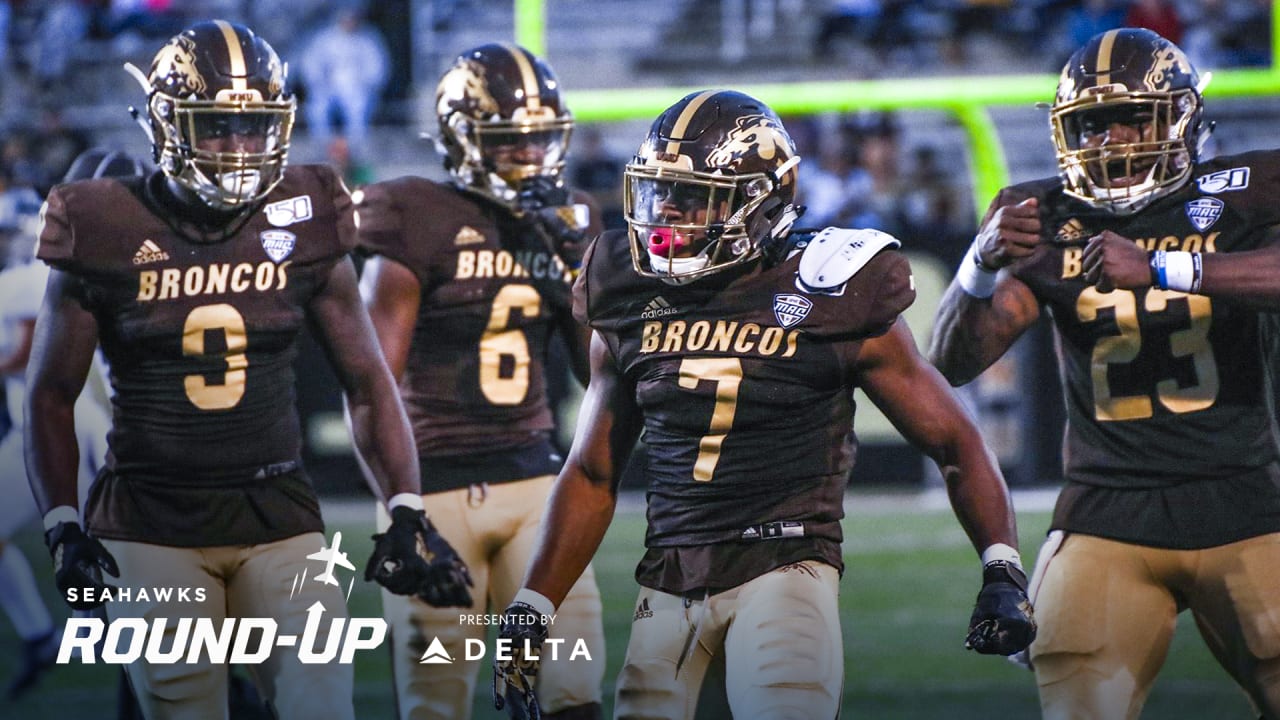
[
  {"x1": 981, "y1": 543, "x2": 1022, "y2": 570},
  {"x1": 42, "y1": 505, "x2": 79, "y2": 531},
  {"x1": 387, "y1": 493, "x2": 424, "y2": 512},
  {"x1": 513, "y1": 587, "x2": 557, "y2": 618},
  {"x1": 957, "y1": 243, "x2": 998, "y2": 298},
  {"x1": 1155, "y1": 251, "x2": 1200, "y2": 293}
]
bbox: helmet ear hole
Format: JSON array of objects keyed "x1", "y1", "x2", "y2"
[{"x1": 743, "y1": 177, "x2": 771, "y2": 199}]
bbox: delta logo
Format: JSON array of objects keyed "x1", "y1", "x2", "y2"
[{"x1": 416, "y1": 636, "x2": 592, "y2": 664}]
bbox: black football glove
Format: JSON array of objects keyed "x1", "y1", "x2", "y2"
[
  {"x1": 365, "y1": 506, "x2": 473, "y2": 607},
  {"x1": 45, "y1": 522, "x2": 119, "y2": 611},
  {"x1": 965, "y1": 559, "x2": 1037, "y2": 656},
  {"x1": 492, "y1": 601, "x2": 548, "y2": 720},
  {"x1": 516, "y1": 176, "x2": 588, "y2": 269}
]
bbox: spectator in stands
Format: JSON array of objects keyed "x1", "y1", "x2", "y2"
[
  {"x1": 1060, "y1": 0, "x2": 1125, "y2": 64},
  {"x1": 797, "y1": 134, "x2": 869, "y2": 229},
  {"x1": 299, "y1": 4, "x2": 390, "y2": 157},
  {"x1": 30, "y1": 0, "x2": 92, "y2": 90},
  {"x1": 1124, "y1": 0, "x2": 1183, "y2": 45},
  {"x1": 569, "y1": 125, "x2": 625, "y2": 230},
  {"x1": 28, "y1": 106, "x2": 91, "y2": 195}
]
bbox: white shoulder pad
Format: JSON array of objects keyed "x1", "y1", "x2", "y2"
[{"x1": 797, "y1": 227, "x2": 901, "y2": 291}]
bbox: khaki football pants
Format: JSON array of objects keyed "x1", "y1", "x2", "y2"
[
  {"x1": 614, "y1": 560, "x2": 843, "y2": 720},
  {"x1": 1030, "y1": 532, "x2": 1280, "y2": 720},
  {"x1": 378, "y1": 474, "x2": 605, "y2": 720},
  {"x1": 101, "y1": 533, "x2": 355, "y2": 720}
]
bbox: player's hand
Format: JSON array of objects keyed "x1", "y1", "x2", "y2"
[
  {"x1": 974, "y1": 197, "x2": 1042, "y2": 270},
  {"x1": 965, "y1": 560, "x2": 1037, "y2": 656},
  {"x1": 1083, "y1": 230, "x2": 1151, "y2": 293},
  {"x1": 516, "y1": 176, "x2": 588, "y2": 269},
  {"x1": 365, "y1": 506, "x2": 474, "y2": 607},
  {"x1": 492, "y1": 601, "x2": 548, "y2": 720},
  {"x1": 45, "y1": 522, "x2": 119, "y2": 611}
]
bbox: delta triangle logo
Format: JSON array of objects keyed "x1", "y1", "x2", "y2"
[{"x1": 419, "y1": 636, "x2": 453, "y2": 664}]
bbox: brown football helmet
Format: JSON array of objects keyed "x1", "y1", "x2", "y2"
[
  {"x1": 131, "y1": 20, "x2": 295, "y2": 210},
  {"x1": 434, "y1": 43, "x2": 573, "y2": 207},
  {"x1": 624, "y1": 89, "x2": 801, "y2": 283},
  {"x1": 1051, "y1": 28, "x2": 1209, "y2": 215}
]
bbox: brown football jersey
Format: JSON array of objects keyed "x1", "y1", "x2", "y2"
[
  {"x1": 356, "y1": 178, "x2": 591, "y2": 491},
  {"x1": 575, "y1": 229, "x2": 915, "y2": 593},
  {"x1": 1000, "y1": 149, "x2": 1280, "y2": 548},
  {"x1": 37, "y1": 165, "x2": 355, "y2": 546}
]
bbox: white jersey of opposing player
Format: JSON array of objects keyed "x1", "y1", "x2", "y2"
[{"x1": 0, "y1": 260, "x2": 109, "y2": 533}]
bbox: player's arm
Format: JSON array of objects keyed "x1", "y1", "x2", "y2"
[
  {"x1": 357, "y1": 255, "x2": 421, "y2": 382},
  {"x1": 928, "y1": 196, "x2": 1043, "y2": 386},
  {"x1": 494, "y1": 330, "x2": 641, "y2": 716},
  {"x1": 26, "y1": 269, "x2": 119, "y2": 609},
  {"x1": 311, "y1": 256, "x2": 418, "y2": 502},
  {"x1": 524, "y1": 330, "x2": 640, "y2": 604},
  {"x1": 554, "y1": 311, "x2": 592, "y2": 386},
  {"x1": 311, "y1": 256, "x2": 472, "y2": 606},
  {"x1": 860, "y1": 319, "x2": 1016, "y2": 554},
  {"x1": 1083, "y1": 224, "x2": 1280, "y2": 309},
  {"x1": 857, "y1": 318, "x2": 1035, "y2": 656}
]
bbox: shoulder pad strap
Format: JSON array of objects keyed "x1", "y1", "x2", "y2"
[{"x1": 797, "y1": 227, "x2": 901, "y2": 291}]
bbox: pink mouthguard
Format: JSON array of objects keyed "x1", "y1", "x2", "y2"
[{"x1": 648, "y1": 228, "x2": 689, "y2": 258}]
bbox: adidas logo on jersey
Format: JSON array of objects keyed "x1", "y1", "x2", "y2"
[
  {"x1": 454, "y1": 226, "x2": 486, "y2": 246},
  {"x1": 640, "y1": 296, "x2": 680, "y2": 319},
  {"x1": 132, "y1": 240, "x2": 170, "y2": 265},
  {"x1": 633, "y1": 598, "x2": 654, "y2": 621}
]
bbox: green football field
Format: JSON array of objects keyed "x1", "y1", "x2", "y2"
[{"x1": 0, "y1": 490, "x2": 1254, "y2": 719}]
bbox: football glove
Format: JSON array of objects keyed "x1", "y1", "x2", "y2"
[
  {"x1": 364, "y1": 506, "x2": 473, "y2": 607},
  {"x1": 492, "y1": 601, "x2": 548, "y2": 720},
  {"x1": 45, "y1": 522, "x2": 119, "y2": 611},
  {"x1": 516, "y1": 176, "x2": 588, "y2": 269},
  {"x1": 965, "y1": 559, "x2": 1037, "y2": 656}
]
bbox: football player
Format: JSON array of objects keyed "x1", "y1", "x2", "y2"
[
  {"x1": 929, "y1": 28, "x2": 1280, "y2": 719},
  {"x1": 24, "y1": 21, "x2": 470, "y2": 720},
  {"x1": 356, "y1": 43, "x2": 606, "y2": 720},
  {"x1": 493, "y1": 89, "x2": 1034, "y2": 719}
]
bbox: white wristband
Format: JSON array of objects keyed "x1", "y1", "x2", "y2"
[
  {"x1": 981, "y1": 543, "x2": 1022, "y2": 569},
  {"x1": 513, "y1": 587, "x2": 557, "y2": 618},
  {"x1": 387, "y1": 493, "x2": 424, "y2": 512},
  {"x1": 957, "y1": 243, "x2": 998, "y2": 298},
  {"x1": 42, "y1": 506, "x2": 80, "y2": 531},
  {"x1": 1161, "y1": 251, "x2": 1198, "y2": 293}
]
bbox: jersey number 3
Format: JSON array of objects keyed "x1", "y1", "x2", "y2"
[{"x1": 1077, "y1": 287, "x2": 1218, "y2": 421}]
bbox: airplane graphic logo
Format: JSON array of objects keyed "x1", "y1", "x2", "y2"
[
  {"x1": 419, "y1": 637, "x2": 453, "y2": 664},
  {"x1": 291, "y1": 532, "x2": 357, "y2": 601}
]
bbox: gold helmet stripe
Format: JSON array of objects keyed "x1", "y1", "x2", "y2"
[
  {"x1": 501, "y1": 43, "x2": 541, "y2": 110},
  {"x1": 1096, "y1": 29, "x2": 1120, "y2": 88},
  {"x1": 665, "y1": 90, "x2": 718, "y2": 158},
  {"x1": 215, "y1": 20, "x2": 248, "y2": 90}
]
